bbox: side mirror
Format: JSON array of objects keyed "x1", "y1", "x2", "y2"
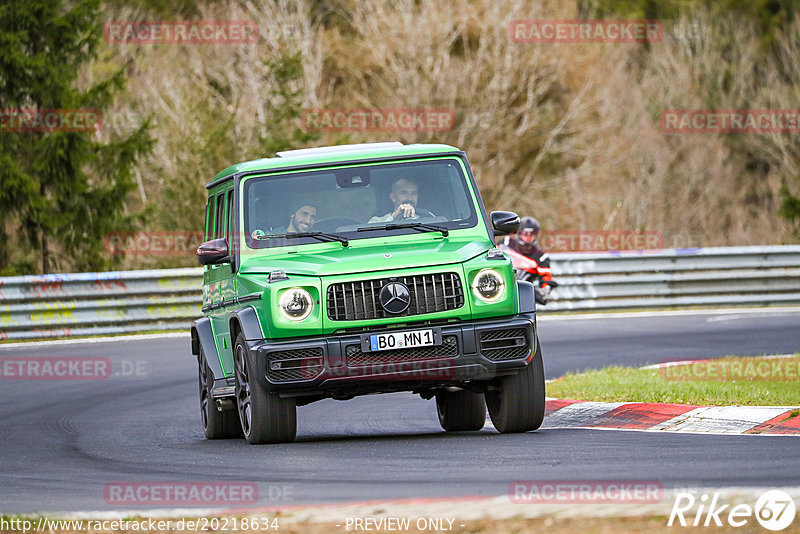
[
  {"x1": 490, "y1": 211, "x2": 520, "y2": 236},
  {"x1": 197, "y1": 238, "x2": 230, "y2": 265}
]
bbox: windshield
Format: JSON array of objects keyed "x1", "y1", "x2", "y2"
[{"x1": 242, "y1": 158, "x2": 479, "y2": 249}]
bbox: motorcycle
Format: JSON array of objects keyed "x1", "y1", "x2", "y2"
[{"x1": 499, "y1": 245, "x2": 558, "y2": 305}]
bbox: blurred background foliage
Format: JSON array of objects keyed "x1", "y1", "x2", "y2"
[{"x1": 1, "y1": 0, "x2": 799, "y2": 273}]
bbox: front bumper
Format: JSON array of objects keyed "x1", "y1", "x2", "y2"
[{"x1": 247, "y1": 314, "x2": 537, "y2": 396}]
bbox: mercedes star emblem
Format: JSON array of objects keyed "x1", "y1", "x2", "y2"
[{"x1": 379, "y1": 282, "x2": 411, "y2": 314}]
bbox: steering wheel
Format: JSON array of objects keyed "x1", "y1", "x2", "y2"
[{"x1": 397, "y1": 208, "x2": 436, "y2": 220}]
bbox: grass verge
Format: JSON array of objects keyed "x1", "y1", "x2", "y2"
[{"x1": 547, "y1": 355, "x2": 800, "y2": 406}]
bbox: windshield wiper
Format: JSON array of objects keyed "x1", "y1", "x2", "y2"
[
  {"x1": 356, "y1": 222, "x2": 448, "y2": 237},
  {"x1": 260, "y1": 232, "x2": 349, "y2": 247}
]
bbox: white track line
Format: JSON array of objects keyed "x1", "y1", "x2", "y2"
[
  {"x1": 0, "y1": 332, "x2": 188, "y2": 350},
  {"x1": 538, "y1": 306, "x2": 800, "y2": 321}
]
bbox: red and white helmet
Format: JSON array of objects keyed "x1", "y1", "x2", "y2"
[{"x1": 517, "y1": 216, "x2": 541, "y2": 246}]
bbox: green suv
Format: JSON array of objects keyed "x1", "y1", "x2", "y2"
[{"x1": 191, "y1": 142, "x2": 545, "y2": 444}]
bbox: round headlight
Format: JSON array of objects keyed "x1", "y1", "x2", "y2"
[
  {"x1": 472, "y1": 269, "x2": 505, "y2": 302},
  {"x1": 278, "y1": 288, "x2": 313, "y2": 321}
]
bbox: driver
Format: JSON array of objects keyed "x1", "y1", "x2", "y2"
[{"x1": 369, "y1": 177, "x2": 425, "y2": 223}]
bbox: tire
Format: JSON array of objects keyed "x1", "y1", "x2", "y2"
[
  {"x1": 198, "y1": 348, "x2": 242, "y2": 439},
  {"x1": 485, "y1": 340, "x2": 545, "y2": 433},
  {"x1": 233, "y1": 333, "x2": 296, "y2": 444},
  {"x1": 435, "y1": 390, "x2": 487, "y2": 431}
]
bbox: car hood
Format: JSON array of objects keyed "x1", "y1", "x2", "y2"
[{"x1": 239, "y1": 237, "x2": 491, "y2": 277}]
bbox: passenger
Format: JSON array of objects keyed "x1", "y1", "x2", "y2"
[{"x1": 276, "y1": 204, "x2": 317, "y2": 233}]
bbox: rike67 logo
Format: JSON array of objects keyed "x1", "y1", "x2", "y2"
[{"x1": 669, "y1": 490, "x2": 796, "y2": 531}]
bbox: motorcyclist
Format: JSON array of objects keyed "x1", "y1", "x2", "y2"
[{"x1": 504, "y1": 217, "x2": 556, "y2": 304}]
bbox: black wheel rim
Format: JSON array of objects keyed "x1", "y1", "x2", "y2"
[
  {"x1": 199, "y1": 368, "x2": 210, "y2": 430},
  {"x1": 198, "y1": 354, "x2": 211, "y2": 431},
  {"x1": 234, "y1": 344, "x2": 252, "y2": 436}
]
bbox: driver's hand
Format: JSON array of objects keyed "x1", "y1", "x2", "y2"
[{"x1": 393, "y1": 203, "x2": 416, "y2": 219}]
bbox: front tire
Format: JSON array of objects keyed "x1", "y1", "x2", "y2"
[
  {"x1": 485, "y1": 340, "x2": 545, "y2": 433},
  {"x1": 436, "y1": 390, "x2": 486, "y2": 431},
  {"x1": 233, "y1": 333, "x2": 296, "y2": 444},
  {"x1": 198, "y1": 348, "x2": 242, "y2": 439}
]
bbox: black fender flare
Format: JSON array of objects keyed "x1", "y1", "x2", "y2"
[
  {"x1": 229, "y1": 306, "x2": 264, "y2": 341},
  {"x1": 517, "y1": 280, "x2": 537, "y2": 314},
  {"x1": 190, "y1": 317, "x2": 224, "y2": 380}
]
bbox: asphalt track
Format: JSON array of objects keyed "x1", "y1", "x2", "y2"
[{"x1": 1, "y1": 308, "x2": 798, "y2": 513}]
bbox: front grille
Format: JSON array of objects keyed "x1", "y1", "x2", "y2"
[
  {"x1": 327, "y1": 273, "x2": 464, "y2": 321},
  {"x1": 265, "y1": 347, "x2": 324, "y2": 382},
  {"x1": 479, "y1": 328, "x2": 530, "y2": 361},
  {"x1": 346, "y1": 335, "x2": 458, "y2": 366}
]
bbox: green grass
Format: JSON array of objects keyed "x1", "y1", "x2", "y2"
[{"x1": 547, "y1": 355, "x2": 800, "y2": 406}]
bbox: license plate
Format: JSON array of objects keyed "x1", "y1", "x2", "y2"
[{"x1": 363, "y1": 328, "x2": 440, "y2": 352}]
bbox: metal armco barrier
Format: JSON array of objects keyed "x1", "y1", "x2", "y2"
[
  {"x1": 1, "y1": 246, "x2": 798, "y2": 340},
  {"x1": 547, "y1": 245, "x2": 800, "y2": 311},
  {"x1": 0, "y1": 269, "x2": 202, "y2": 340}
]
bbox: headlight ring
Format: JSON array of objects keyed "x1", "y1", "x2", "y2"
[
  {"x1": 472, "y1": 269, "x2": 505, "y2": 303},
  {"x1": 278, "y1": 287, "x2": 314, "y2": 321}
]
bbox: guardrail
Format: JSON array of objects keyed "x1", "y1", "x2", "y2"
[
  {"x1": 0, "y1": 269, "x2": 202, "y2": 340},
  {"x1": 547, "y1": 245, "x2": 800, "y2": 311},
  {"x1": 1, "y1": 246, "x2": 798, "y2": 340}
]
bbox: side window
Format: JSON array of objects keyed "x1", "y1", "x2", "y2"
[
  {"x1": 214, "y1": 192, "x2": 225, "y2": 239},
  {"x1": 226, "y1": 189, "x2": 234, "y2": 242},
  {"x1": 204, "y1": 198, "x2": 213, "y2": 241}
]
